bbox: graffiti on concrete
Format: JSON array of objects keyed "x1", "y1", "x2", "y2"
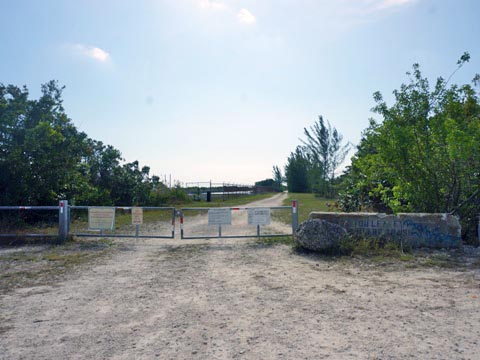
[
  {"x1": 401, "y1": 219, "x2": 459, "y2": 247},
  {"x1": 309, "y1": 212, "x2": 461, "y2": 248}
]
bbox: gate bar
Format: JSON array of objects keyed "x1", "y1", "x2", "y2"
[
  {"x1": 180, "y1": 206, "x2": 292, "y2": 211},
  {"x1": 0, "y1": 204, "x2": 63, "y2": 240},
  {"x1": 180, "y1": 201, "x2": 298, "y2": 240},
  {"x1": 0, "y1": 206, "x2": 59, "y2": 210},
  {"x1": 69, "y1": 206, "x2": 176, "y2": 239}
]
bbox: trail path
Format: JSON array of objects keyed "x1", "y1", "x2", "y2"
[
  {"x1": 178, "y1": 192, "x2": 291, "y2": 240},
  {"x1": 1, "y1": 193, "x2": 480, "y2": 359}
]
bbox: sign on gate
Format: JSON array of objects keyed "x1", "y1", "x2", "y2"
[
  {"x1": 208, "y1": 208, "x2": 231, "y2": 225},
  {"x1": 180, "y1": 201, "x2": 298, "y2": 240},
  {"x1": 248, "y1": 208, "x2": 271, "y2": 225},
  {"x1": 70, "y1": 205, "x2": 175, "y2": 239},
  {"x1": 88, "y1": 207, "x2": 115, "y2": 230}
]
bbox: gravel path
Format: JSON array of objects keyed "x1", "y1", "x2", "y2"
[{"x1": 1, "y1": 193, "x2": 480, "y2": 359}]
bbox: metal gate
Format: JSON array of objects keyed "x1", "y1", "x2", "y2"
[
  {"x1": 179, "y1": 200, "x2": 298, "y2": 240},
  {"x1": 69, "y1": 205, "x2": 175, "y2": 239},
  {"x1": 0, "y1": 200, "x2": 298, "y2": 241},
  {"x1": 0, "y1": 205, "x2": 64, "y2": 241}
]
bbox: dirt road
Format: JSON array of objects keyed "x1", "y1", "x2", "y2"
[{"x1": 1, "y1": 193, "x2": 480, "y2": 359}]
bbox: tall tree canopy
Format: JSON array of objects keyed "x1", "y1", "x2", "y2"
[
  {"x1": 0, "y1": 81, "x2": 184, "y2": 206},
  {"x1": 284, "y1": 116, "x2": 350, "y2": 196},
  {"x1": 272, "y1": 165, "x2": 284, "y2": 191},
  {"x1": 302, "y1": 116, "x2": 351, "y2": 184},
  {"x1": 0, "y1": 81, "x2": 89, "y2": 204},
  {"x1": 285, "y1": 146, "x2": 311, "y2": 193}
]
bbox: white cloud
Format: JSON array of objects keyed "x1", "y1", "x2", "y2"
[
  {"x1": 198, "y1": 0, "x2": 226, "y2": 11},
  {"x1": 71, "y1": 44, "x2": 110, "y2": 62},
  {"x1": 373, "y1": 0, "x2": 417, "y2": 10},
  {"x1": 380, "y1": 0, "x2": 416, "y2": 8},
  {"x1": 237, "y1": 8, "x2": 256, "y2": 24}
]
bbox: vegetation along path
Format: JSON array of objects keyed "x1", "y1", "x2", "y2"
[{"x1": 1, "y1": 193, "x2": 480, "y2": 359}]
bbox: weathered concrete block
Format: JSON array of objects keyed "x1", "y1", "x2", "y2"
[
  {"x1": 295, "y1": 219, "x2": 347, "y2": 251},
  {"x1": 309, "y1": 212, "x2": 461, "y2": 248}
]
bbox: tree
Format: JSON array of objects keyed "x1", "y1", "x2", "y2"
[
  {"x1": 78, "y1": 139, "x2": 123, "y2": 205},
  {"x1": 0, "y1": 84, "x2": 31, "y2": 204},
  {"x1": 284, "y1": 146, "x2": 310, "y2": 193},
  {"x1": 0, "y1": 80, "x2": 181, "y2": 208},
  {"x1": 272, "y1": 165, "x2": 284, "y2": 191},
  {"x1": 301, "y1": 116, "x2": 351, "y2": 197},
  {"x1": 255, "y1": 178, "x2": 275, "y2": 187},
  {"x1": 339, "y1": 53, "x2": 480, "y2": 243},
  {"x1": 0, "y1": 81, "x2": 90, "y2": 205}
]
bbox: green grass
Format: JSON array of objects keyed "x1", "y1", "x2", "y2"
[
  {"x1": 179, "y1": 192, "x2": 276, "y2": 208},
  {"x1": 338, "y1": 235, "x2": 411, "y2": 258},
  {"x1": 276, "y1": 192, "x2": 336, "y2": 224}
]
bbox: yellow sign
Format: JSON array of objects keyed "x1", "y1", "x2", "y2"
[
  {"x1": 132, "y1": 207, "x2": 143, "y2": 225},
  {"x1": 88, "y1": 207, "x2": 115, "y2": 230}
]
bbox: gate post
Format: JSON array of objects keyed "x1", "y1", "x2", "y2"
[
  {"x1": 477, "y1": 214, "x2": 480, "y2": 243},
  {"x1": 292, "y1": 200, "x2": 299, "y2": 233},
  {"x1": 179, "y1": 210, "x2": 184, "y2": 239},
  {"x1": 58, "y1": 200, "x2": 69, "y2": 242}
]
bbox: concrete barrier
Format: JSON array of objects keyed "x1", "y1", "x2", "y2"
[{"x1": 309, "y1": 212, "x2": 461, "y2": 248}]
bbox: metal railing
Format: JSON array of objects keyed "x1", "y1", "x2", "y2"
[
  {"x1": 0, "y1": 201, "x2": 67, "y2": 240},
  {"x1": 179, "y1": 200, "x2": 298, "y2": 240},
  {"x1": 69, "y1": 205, "x2": 175, "y2": 239},
  {"x1": 0, "y1": 200, "x2": 299, "y2": 242}
]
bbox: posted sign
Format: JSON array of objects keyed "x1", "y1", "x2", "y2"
[
  {"x1": 248, "y1": 208, "x2": 271, "y2": 226},
  {"x1": 88, "y1": 207, "x2": 115, "y2": 230},
  {"x1": 131, "y1": 207, "x2": 143, "y2": 225},
  {"x1": 208, "y1": 208, "x2": 231, "y2": 225}
]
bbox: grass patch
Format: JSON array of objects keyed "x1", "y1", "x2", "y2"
[
  {"x1": 8, "y1": 252, "x2": 38, "y2": 262},
  {"x1": 292, "y1": 234, "x2": 414, "y2": 264},
  {"x1": 416, "y1": 252, "x2": 466, "y2": 269},
  {"x1": 295, "y1": 234, "x2": 474, "y2": 270},
  {"x1": 338, "y1": 235, "x2": 410, "y2": 258},
  {"x1": 0, "y1": 238, "x2": 116, "y2": 294},
  {"x1": 179, "y1": 192, "x2": 277, "y2": 208},
  {"x1": 280, "y1": 193, "x2": 336, "y2": 224}
]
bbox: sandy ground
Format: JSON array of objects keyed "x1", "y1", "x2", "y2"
[{"x1": 1, "y1": 193, "x2": 480, "y2": 359}]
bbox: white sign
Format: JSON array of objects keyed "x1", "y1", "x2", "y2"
[
  {"x1": 248, "y1": 208, "x2": 271, "y2": 225},
  {"x1": 88, "y1": 207, "x2": 115, "y2": 230},
  {"x1": 131, "y1": 207, "x2": 143, "y2": 225},
  {"x1": 208, "y1": 208, "x2": 231, "y2": 225}
]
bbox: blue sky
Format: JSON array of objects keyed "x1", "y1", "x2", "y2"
[{"x1": 1, "y1": 0, "x2": 479, "y2": 185}]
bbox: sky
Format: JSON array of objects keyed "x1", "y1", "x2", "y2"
[{"x1": 1, "y1": 0, "x2": 479, "y2": 185}]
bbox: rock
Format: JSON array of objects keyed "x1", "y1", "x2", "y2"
[
  {"x1": 294, "y1": 219, "x2": 347, "y2": 251},
  {"x1": 309, "y1": 212, "x2": 461, "y2": 248}
]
